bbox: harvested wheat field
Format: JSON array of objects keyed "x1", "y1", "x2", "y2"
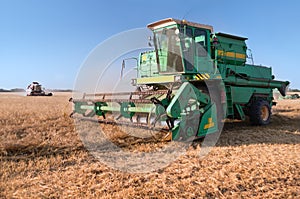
[{"x1": 0, "y1": 92, "x2": 299, "y2": 198}]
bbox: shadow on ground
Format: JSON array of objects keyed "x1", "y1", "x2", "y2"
[
  {"x1": 215, "y1": 113, "x2": 300, "y2": 147},
  {"x1": 1, "y1": 114, "x2": 299, "y2": 162},
  {"x1": 0, "y1": 144, "x2": 87, "y2": 162}
]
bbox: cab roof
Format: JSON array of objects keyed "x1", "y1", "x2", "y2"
[
  {"x1": 215, "y1": 32, "x2": 248, "y2": 41},
  {"x1": 147, "y1": 18, "x2": 214, "y2": 32}
]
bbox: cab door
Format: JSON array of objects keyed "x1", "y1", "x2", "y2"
[
  {"x1": 181, "y1": 27, "x2": 194, "y2": 72},
  {"x1": 194, "y1": 29, "x2": 214, "y2": 74}
]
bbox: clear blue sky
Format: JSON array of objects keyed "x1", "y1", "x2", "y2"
[{"x1": 1, "y1": 0, "x2": 300, "y2": 89}]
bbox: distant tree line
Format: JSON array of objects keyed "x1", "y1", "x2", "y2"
[
  {"x1": 48, "y1": 89, "x2": 73, "y2": 92},
  {"x1": 0, "y1": 88, "x2": 73, "y2": 92},
  {"x1": 289, "y1": 88, "x2": 300, "y2": 92},
  {"x1": 0, "y1": 88, "x2": 25, "y2": 92}
]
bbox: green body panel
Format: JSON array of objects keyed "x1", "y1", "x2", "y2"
[
  {"x1": 167, "y1": 82, "x2": 217, "y2": 139},
  {"x1": 100, "y1": 106, "x2": 120, "y2": 112},
  {"x1": 230, "y1": 87, "x2": 272, "y2": 104},
  {"x1": 214, "y1": 33, "x2": 247, "y2": 65},
  {"x1": 76, "y1": 102, "x2": 157, "y2": 116},
  {"x1": 171, "y1": 110, "x2": 201, "y2": 140},
  {"x1": 75, "y1": 102, "x2": 89, "y2": 115},
  {"x1": 234, "y1": 104, "x2": 246, "y2": 120},
  {"x1": 136, "y1": 75, "x2": 176, "y2": 84},
  {"x1": 80, "y1": 105, "x2": 94, "y2": 110},
  {"x1": 197, "y1": 103, "x2": 218, "y2": 137},
  {"x1": 225, "y1": 86, "x2": 273, "y2": 119},
  {"x1": 166, "y1": 82, "x2": 210, "y2": 118},
  {"x1": 193, "y1": 56, "x2": 214, "y2": 74},
  {"x1": 95, "y1": 102, "x2": 108, "y2": 116},
  {"x1": 218, "y1": 63, "x2": 273, "y2": 80},
  {"x1": 98, "y1": 104, "x2": 155, "y2": 114},
  {"x1": 139, "y1": 50, "x2": 159, "y2": 77},
  {"x1": 120, "y1": 102, "x2": 136, "y2": 118}
]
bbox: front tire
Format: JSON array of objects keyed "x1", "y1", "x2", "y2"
[{"x1": 249, "y1": 99, "x2": 271, "y2": 125}]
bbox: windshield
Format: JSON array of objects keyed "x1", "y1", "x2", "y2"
[{"x1": 154, "y1": 28, "x2": 183, "y2": 73}]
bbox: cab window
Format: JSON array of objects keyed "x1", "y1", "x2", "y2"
[{"x1": 194, "y1": 29, "x2": 207, "y2": 57}]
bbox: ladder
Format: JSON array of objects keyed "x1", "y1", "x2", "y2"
[{"x1": 225, "y1": 86, "x2": 234, "y2": 117}]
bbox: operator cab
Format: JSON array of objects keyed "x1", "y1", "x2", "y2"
[{"x1": 147, "y1": 18, "x2": 213, "y2": 74}]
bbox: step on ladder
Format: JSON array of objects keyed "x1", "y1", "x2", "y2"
[{"x1": 225, "y1": 86, "x2": 234, "y2": 117}]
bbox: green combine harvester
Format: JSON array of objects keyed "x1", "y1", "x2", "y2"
[{"x1": 71, "y1": 18, "x2": 289, "y2": 141}]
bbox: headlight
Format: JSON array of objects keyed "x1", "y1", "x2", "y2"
[
  {"x1": 174, "y1": 75, "x2": 181, "y2": 82},
  {"x1": 131, "y1": 79, "x2": 137, "y2": 86}
]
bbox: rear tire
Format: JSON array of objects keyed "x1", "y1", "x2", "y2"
[{"x1": 249, "y1": 99, "x2": 271, "y2": 125}]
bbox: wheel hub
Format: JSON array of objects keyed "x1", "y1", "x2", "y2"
[{"x1": 261, "y1": 106, "x2": 269, "y2": 121}]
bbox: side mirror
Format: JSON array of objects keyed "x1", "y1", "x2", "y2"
[
  {"x1": 120, "y1": 57, "x2": 139, "y2": 79},
  {"x1": 148, "y1": 36, "x2": 153, "y2": 47},
  {"x1": 121, "y1": 60, "x2": 125, "y2": 79},
  {"x1": 122, "y1": 60, "x2": 125, "y2": 69}
]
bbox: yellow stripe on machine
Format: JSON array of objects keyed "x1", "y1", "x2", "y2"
[
  {"x1": 204, "y1": 117, "x2": 215, "y2": 129},
  {"x1": 195, "y1": 73, "x2": 210, "y2": 80},
  {"x1": 218, "y1": 50, "x2": 246, "y2": 59},
  {"x1": 202, "y1": 74, "x2": 210, "y2": 79},
  {"x1": 195, "y1": 74, "x2": 202, "y2": 80},
  {"x1": 136, "y1": 75, "x2": 176, "y2": 84},
  {"x1": 141, "y1": 54, "x2": 147, "y2": 62}
]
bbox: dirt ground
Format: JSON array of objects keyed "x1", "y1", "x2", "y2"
[{"x1": 0, "y1": 92, "x2": 299, "y2": 198}]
